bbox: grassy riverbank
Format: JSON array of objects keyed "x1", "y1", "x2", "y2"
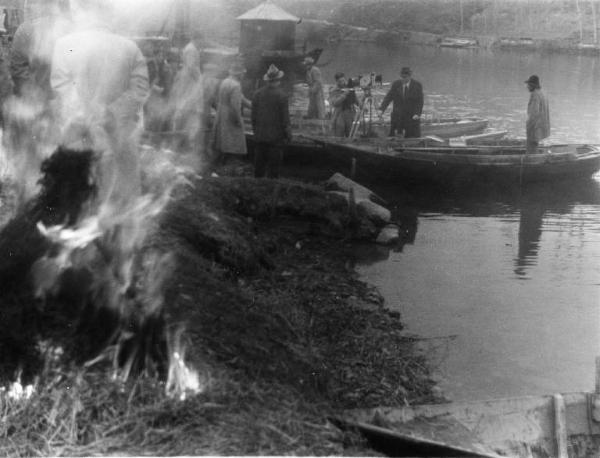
[{"x1": 0, "y1": 161, "x2": 437, "y2": 456}]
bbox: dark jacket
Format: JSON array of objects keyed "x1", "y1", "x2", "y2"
[
  {"x1": 379, "y1": 79, "x2": 424, "y2": 121},
  {"x1": 251, "y1": 84, "x2": 291, "y2": 144}
]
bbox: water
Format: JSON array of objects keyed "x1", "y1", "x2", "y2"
[
  {"x1": 317, "y1": 41, "x2": 600, "y2": 143},
  {"x1": 316, "y1": 42, "x2": 600, "y2": 400}
]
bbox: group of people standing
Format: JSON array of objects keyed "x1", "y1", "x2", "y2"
[
  {"x1": 305, "y1": 61, "x2": 426, "y2": 139},
  {"x1": 302, "y1": 58, "x2": 550, "y2": 150}
]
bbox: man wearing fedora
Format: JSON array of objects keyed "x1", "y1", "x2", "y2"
[
  {"x1": 524, "y1": 74, "x2": 550, "y2": 154},
  {"x1": 212, "y1": 61, "x2": 251, "y2": 163},
  {"x1": 251, "y1": 64, "x2": 291, "y2": 178},
  {"x1": 304, "y1": 56, "x2": 325, "y2": 119},
  {"x1": 378, "y1": 66, "x2": 423, "y2": 138}
]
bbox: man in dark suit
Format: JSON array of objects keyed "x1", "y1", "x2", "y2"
[
  {"x1": 251, "y1": 64, "x2": 292, "y2": 178},
  {"x1": 378, "y1": 67, "x2": 424, "y2": 138}
]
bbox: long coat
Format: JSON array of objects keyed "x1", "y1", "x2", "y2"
[
  {"x1": 251, "y1": 84, "x2": 291, "y2": 144},
  {"x1": 306, "y1": 66, "x2": 325, "y2": 119},
  {"x1": 213, "y1": 76, "x2": 248, "y2": 155},
  {"x1": 526, "y1": 89, "x2": 550, "y2": 142}
]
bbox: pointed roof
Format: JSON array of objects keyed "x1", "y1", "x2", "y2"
[{"x1": 236, "y1": 1, "x2": 300, "y2": 22}]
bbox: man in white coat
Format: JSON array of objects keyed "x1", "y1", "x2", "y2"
[
  {"x1": 51, "y1": 0, "x2": 149, "y2": 211},
  {"x1": 524, "y1": 74, "x2": 550, "y2": 154}
]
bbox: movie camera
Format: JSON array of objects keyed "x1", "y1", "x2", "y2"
[{"x1": 343, "y1": 72, "x2": 383, "y2": 95}]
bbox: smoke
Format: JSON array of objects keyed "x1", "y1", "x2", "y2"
[{"x1": 0, "y1": 0, "x2": 205, "y2": 395}]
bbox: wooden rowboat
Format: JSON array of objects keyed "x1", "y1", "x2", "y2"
[{"x1": 276, "y1": 135, "x2": 600, "y2": 185}]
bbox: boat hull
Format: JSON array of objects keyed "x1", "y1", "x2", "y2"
[{"x1": 268, "y1": 136, "x2": 600, "y2": 186}]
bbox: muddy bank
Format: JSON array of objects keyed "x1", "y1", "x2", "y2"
[{"x1": 0, "y1": 158, "x2": 436, "y2": 456}]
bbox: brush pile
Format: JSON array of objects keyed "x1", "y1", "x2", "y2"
[{"x1": 0, "y1": 155, "x2": 436, "y2": 456}]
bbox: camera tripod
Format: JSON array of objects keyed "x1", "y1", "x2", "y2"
[{"x1": 349, "y1": 88, "x2": 375, "y2": 140}]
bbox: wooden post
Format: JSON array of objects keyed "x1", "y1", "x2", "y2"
[
  {"x1": 575, "y1": 0, "x2": 584, "y2": 43},
  {"x1": 552, "y1": 394, "x2": 568, "y2": 458},
  {"x1": 592, "y1": 0, "x2": 598, "y2": 44},
  {"x1": 595, "y1": 356, "x2": 600, "y2": 394}
]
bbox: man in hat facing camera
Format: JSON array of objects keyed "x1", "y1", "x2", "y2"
[
  {"x1": 524, "y1": 74, "x2": 550, "y2": 154},
  {"x1": 212, "y1": 61, "x2": 251, "y2": 164},
  {"x1": 304, "y1": 56, "x2": 325, "y2": 119},
  {"x1": 251, "y1": 64, "x2": 291, "y2": 178},
  {"x1": 329, "y1": 72, "x2": 358, "y2": 137},
  {"x1": 378, "y1": 66, "x2": 423, "y2": 138}
]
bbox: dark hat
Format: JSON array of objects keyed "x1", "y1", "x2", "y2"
[
  {"x1": 400, "y1": 66, "x2": 412, "y2": 76},
  {"x1": 334, "y1": 72, "x2": 345, "y2": 80},
  {"x1": 524, "y1": 75, "x2": 540, "y2": 87},
  {"x1": 263, "y1": 64, "x2": 284, "y2": 81}
]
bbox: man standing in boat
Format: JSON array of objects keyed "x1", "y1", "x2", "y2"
[
  {"x1": 524, "y1": 75, "x2": 550, "y2": 154},
  {"x1": 378, "y1": 67, "x2": 423, "y2": 138}
]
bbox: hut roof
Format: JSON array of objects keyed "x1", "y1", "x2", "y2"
[{"x1": 236, "y1": 1, "x2": 300, "y2": 23}]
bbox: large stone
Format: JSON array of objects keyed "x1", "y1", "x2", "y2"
[
  {"x1": 376, "y1": 224, "x2": 400, "y2": 245},
  {"x1": 357, "y1": 199, "x2": 391, "y2": 225},
  {"x1": 325, "y1": 173, "x2": 386, "y2": 204}
]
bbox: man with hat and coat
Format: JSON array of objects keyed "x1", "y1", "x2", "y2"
[
  {"x1": 251, "y1": 64, "x2": 291, "y2": 178},
  {"x1": 212, "y1": 61, "x2": 251, "y2": 163},
  {"x1": 378, "y1": 66, "x2": 424, "y2": 138},
  {"x1": 524, "y1": 74, "x2": 550, "y2": 154}
]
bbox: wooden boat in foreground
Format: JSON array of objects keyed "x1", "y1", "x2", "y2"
[
  {"x1": 285, "y1": 136, "x2": 600, "y2": 184},
  {"x1": 337, "y1": 390, "x2": 600, "y2": 457}
]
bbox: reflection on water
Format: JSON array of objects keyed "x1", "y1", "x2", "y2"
[{"x1": 356, "y1": 176, "x2": 600, "y2": 400}]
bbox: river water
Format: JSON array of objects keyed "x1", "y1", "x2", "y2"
[{"x1": 317, "y1": 42, "x2": 600, "y2": 400}]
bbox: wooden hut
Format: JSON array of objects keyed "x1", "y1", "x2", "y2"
[
  {"x1": 236, "y1": 0, "x2": 322, "y2": 89},
  {"x1": 236, "y1": 0, "x2": 299, "y2": 55}
]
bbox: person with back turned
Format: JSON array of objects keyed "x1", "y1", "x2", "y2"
[
  {"x1": 524, "y1": 74, "x2": 550, "y2": 154},
  {"x1": 378, "y1": 66, "x2": 423, "y2": 138},
  {"x1": 251, "y1": 64, "x2": 291, "y2": 178},
  {"x1": 51, "y1": 0, "x2": 149, "y2": 211}
]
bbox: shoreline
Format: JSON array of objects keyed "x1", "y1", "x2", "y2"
[{"x1": 299, "y1": 18, "x2": 600, "y2": 56}]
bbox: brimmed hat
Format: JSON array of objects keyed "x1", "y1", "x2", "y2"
[
  {"x1": 229, "y1": 62, "x2": 246, "y2": 76},
  {"x1": 334, "y1": 72, "x2": 345, "y2": 80},
  {"x1": 303, "y1": 56, "x2": 314, "y2": 65},
  {"x1": 400, "y1": 66, "x2": 412, "y2": 76},
  {"x1": 263, "y1": 64, "x2": 284, "y2": 81},
  {"x1": 524, "y1": 75, "x2": 540, "y2": 88}
]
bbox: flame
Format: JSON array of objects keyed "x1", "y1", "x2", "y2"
[
  {"x1": 166, "y1": 327, "x2": 205, "y2": 401},
  {"x1": 1, "y1": 375, "x2": 35, "y2": 402}
]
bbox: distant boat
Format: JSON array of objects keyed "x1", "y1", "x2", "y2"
[
  {"x1": 290, "y1": 117, "x2": 490, "y2": 139},
  {"x1": 440, "y1": 37, "x2": 478, "y2": 48}
]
